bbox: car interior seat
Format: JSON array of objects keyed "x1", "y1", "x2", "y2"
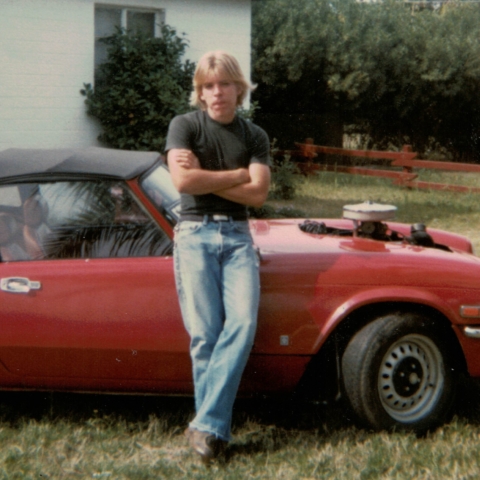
[
  {"x1": 0, "y1": 212, "x2": 29, "y2": 261},
  {"x1": 23, "y1": 195, "x2": 52, "y2": 260}
]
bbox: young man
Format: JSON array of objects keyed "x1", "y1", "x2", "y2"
[{"x1": 165, "y1": 51, "x2": 271, "y2": 463}]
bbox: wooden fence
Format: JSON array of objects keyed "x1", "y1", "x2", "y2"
[{"x1": 275, "y1": 139, "x2": 480, "y2": 194}]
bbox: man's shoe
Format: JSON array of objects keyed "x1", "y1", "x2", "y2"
[{"x1": 185, "y1": 427, "x2": 226, "y2": 464}]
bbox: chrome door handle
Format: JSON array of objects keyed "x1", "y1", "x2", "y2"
[{"x1": 1, "y1": 277, "x2": 41, "y2": 293}]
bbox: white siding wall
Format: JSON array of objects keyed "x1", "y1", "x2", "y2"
[
  {"x1": 0, "y1": 0, "x2": 100, "y2": 150},
  {"x1": 0, "y1": 0, "x2": 252, "y2": 151},
  {"x1": 97, "y1": 0, "x2": 253, "y2": 95},
  {"x1": 166, "y1": 0, "x2": 252, "y2": 81}
]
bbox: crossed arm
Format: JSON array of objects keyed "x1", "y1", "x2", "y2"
[{"x1": 167, "y1": 148, "x2": 271, "y2": 208}]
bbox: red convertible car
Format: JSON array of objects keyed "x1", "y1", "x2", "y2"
[{"x1": 0, "y1": 147, "x2": 479, "y2": 433}]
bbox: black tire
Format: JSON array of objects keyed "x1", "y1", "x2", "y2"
[{"x1": 341, "y1": 313, "x2": 457, "y2": 433}]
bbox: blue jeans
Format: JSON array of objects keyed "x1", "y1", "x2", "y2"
[{"x1": 174, "y1": 218, "x2": 260, "y2": 441}]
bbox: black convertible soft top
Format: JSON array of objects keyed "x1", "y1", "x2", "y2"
[{"x1": 0, "y1": 147, "x2": 162, "y2": 182}]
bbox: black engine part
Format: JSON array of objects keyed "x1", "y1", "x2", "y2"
[{"x1": 299, "y1": 219, "x2": 448, "y2": 251}]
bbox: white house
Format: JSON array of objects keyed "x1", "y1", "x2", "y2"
[{"x1": 0, "y1": 0, "x2": 252, "y2": 151}]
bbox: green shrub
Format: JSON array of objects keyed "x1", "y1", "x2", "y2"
[
  {"x1": 81, "y1": 25, "x2": 195, "y2": 151},
  {"x1": 269, "y1": 156, "x2": 300, "y2": 200},
  {"x1": 237, "y1": 101, "x2": 260, "y2": 121}
]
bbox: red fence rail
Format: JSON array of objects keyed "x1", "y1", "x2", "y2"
[{"x1": 275, "y1": 139, "x2": 480, "y2": 194}]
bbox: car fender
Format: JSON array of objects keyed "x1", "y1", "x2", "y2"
[{"x1": 309, "y1": 286, "x2": 458, "y2": 354}]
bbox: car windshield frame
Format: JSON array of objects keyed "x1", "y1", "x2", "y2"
[{"x1": 139, "y1": 163, "x2": 180, "y2": 225}]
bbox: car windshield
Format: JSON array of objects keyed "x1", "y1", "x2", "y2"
[{"x1": 140, "y1": 163, "x2": 181, "y2": 224}]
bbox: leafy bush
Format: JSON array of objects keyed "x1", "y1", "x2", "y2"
[
  {"x1": 81, "y1": 25, "x2": 195, "y2": 151},
  {"x1": 269, "y1": 155, "x2": 300, "y2": 200},
  {"x1": 237, "y1": 101, "x2": 260, "y2": 121}
]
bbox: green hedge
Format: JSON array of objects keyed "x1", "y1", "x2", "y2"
[{"x1": 81, "y1": 25, "x2": 195, "y2": 151}]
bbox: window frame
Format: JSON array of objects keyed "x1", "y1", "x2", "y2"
[{"x1": 94, "y1": 4, "x2": 165, "y2": 72}]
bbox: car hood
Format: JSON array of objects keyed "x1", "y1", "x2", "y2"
[
  {"x1": 250, "y1": 218, "x2": 480, "y2": 291},
  {"x1": 250, "y1": 218, "x2": 474, "y2": 254}
]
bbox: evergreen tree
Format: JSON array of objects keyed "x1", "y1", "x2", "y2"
[{"x1": 253, "y1": 0, "x2": 480, "y2": 159}]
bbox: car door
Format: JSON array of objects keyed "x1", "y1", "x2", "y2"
[{"x1": 0, "y1": 180, "x2": 191, "y2": 393}]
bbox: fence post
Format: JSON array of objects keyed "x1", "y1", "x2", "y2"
[
  {"x1": 302, "y1": 138, "x2": 317, "y2": 160},
  {"x1": 401, "y1": 145, "x2": 414, "y2": 175}
]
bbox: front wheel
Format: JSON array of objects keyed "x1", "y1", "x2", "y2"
[{"x1": 341, "y1": 313, "x2": 457, "y2": 433}]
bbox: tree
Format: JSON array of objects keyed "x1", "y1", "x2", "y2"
[
  {"x1": 81, "y1": 25, "x2": 195, "y2": 151},
  {"x1": 252, "y1": 0, "x2": 480, "y2": 159}
]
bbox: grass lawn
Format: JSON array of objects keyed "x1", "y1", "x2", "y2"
[
  {"x1": 2, "y1": 171, "x2": 480, "y2": 479},
  {"x1": 1, "y1": 385, "x2": 480, "y2": 479}
]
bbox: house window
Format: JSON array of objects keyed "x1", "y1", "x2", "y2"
[{"x1": 94, "y1": 5, "x2": 165, "y2": 69}]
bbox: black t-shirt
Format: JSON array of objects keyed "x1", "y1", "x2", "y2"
[{"x1": 165, "y1": 110, "x2": 270, "y2": 217}]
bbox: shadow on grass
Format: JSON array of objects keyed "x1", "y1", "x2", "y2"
[
  {"x1": 0, "y1": 376, "x2": 477, "y2": 458},
  {"x1": 0, "y1": 389, "x2": 350, "y2": 427},
  {"x1": 0, "y1": 376, "x2": 479, "y2": 426},
  {"x1": 455, "y1": 376, "x2": 480, "y2": 425},
  {"x1": 0, "y1": 391, "x2": 194, "y2": 426}
]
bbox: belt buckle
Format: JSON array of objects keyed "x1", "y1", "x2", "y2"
[{"x1": 212, "y1": 214, "x2": 229, "y2": 222}]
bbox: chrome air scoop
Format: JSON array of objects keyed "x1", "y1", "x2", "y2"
[
  {"x1": 343, "y1": 201, "x2": 397, "y2": 222},
  {"x1": 343, "y1": 201, "x2": 397, "y2": 237},
  {"x1": 299, "y1": 201, "x2": 439, "y2": 248}
]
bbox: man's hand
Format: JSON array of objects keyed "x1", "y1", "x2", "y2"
[
  {"x1": 215, "y1": 163, "x2": 270, "y2": 208},
  {"x1": 174, "y1": 149, "x2": 200, "y2": 170}
]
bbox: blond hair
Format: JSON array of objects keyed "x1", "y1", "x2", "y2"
[{"x1": 190, "y1": 51, "x2": 253, "y2": 109}]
